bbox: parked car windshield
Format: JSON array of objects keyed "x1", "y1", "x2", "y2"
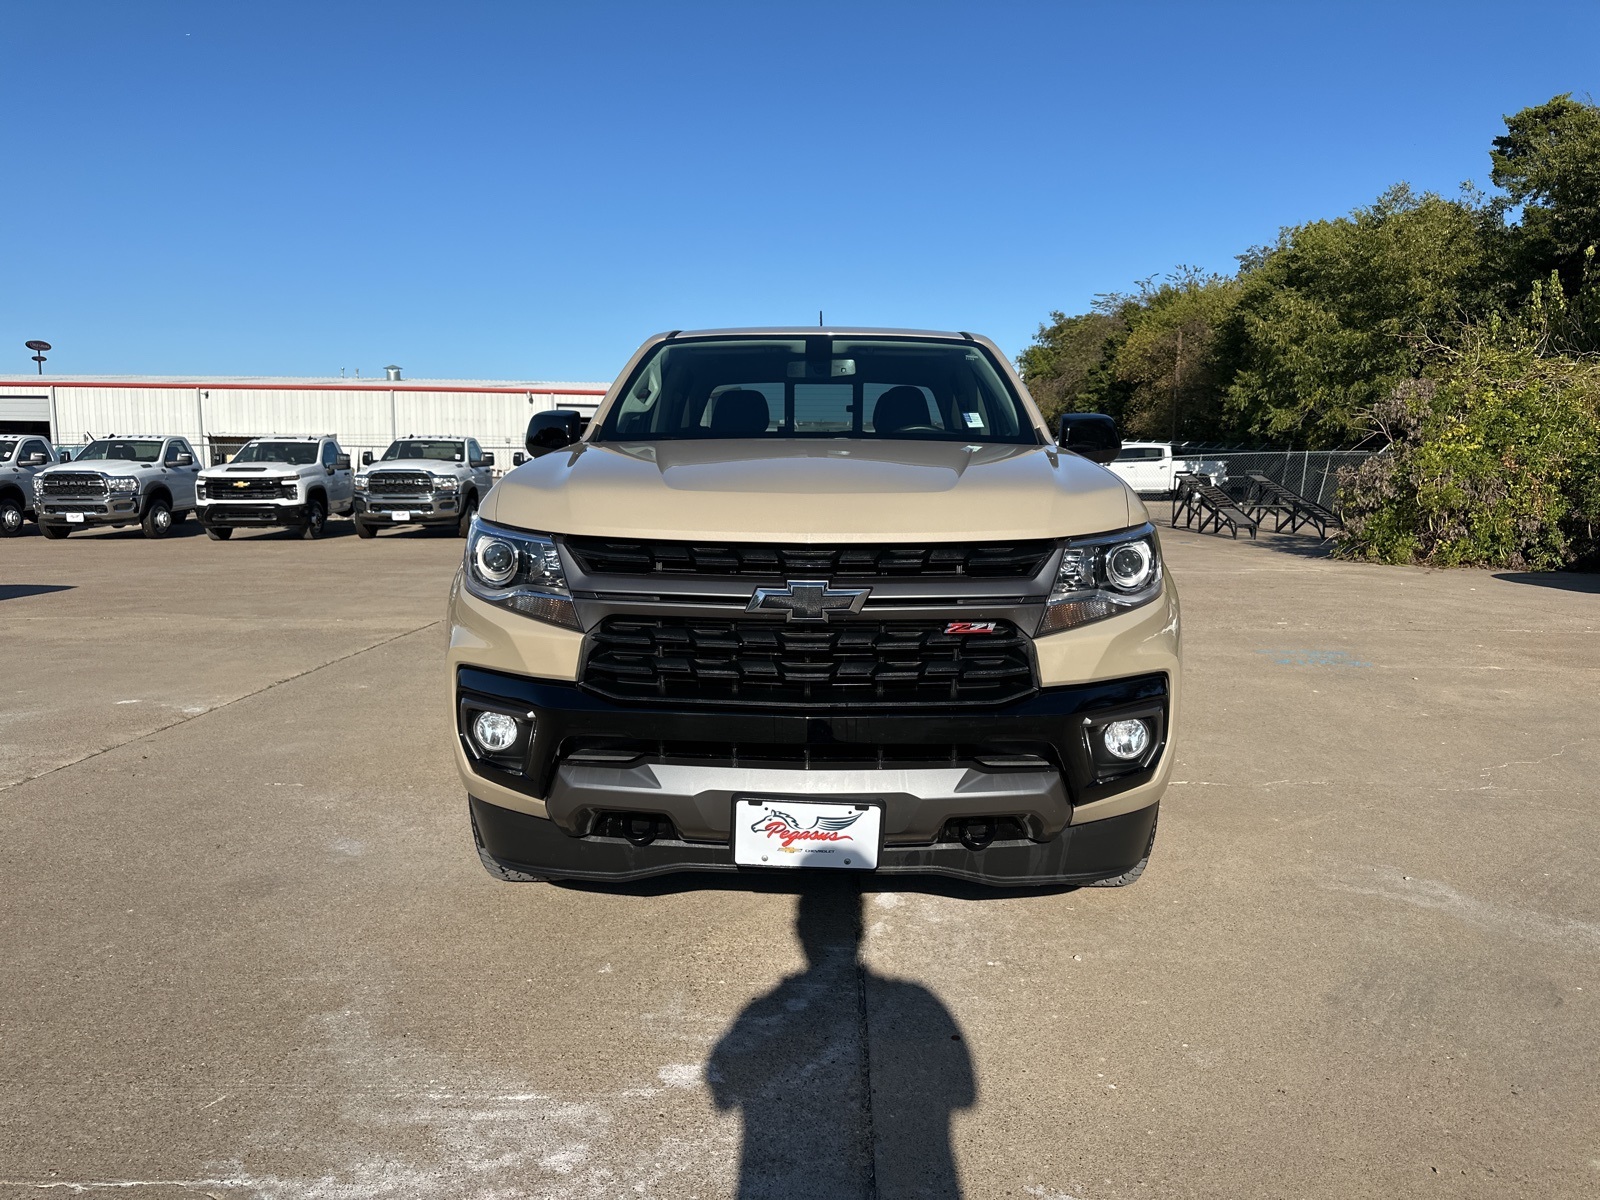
[
  {"x1": 233, "y1": 441, "x2": 318, "y2": 465},
  {"x1": 595, "y1": 336, "x2": 1042, "y2": 444},
  {"x1": 75, "y1": 439, "x2": 164, "y2": 463},
  {"x1": 0, "y1": 439, "x2": 18, "y2": 461},
  {"x1": 383, "y1": 440, "x2": 464, "y2": 461}
]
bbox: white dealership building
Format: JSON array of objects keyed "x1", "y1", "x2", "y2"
[{"x1": 0, "y1": 369, "x2": 609, "y2": 464}]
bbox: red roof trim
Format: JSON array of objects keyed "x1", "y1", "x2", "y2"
[{"x1": 0, "y1": 380, "x2": 608, "y2": 396}]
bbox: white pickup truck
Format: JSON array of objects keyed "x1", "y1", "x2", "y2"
[{"x1": 1106, "y1": 442, "x2": 1227, "y2": 497}]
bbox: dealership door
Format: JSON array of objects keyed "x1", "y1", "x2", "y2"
[{"x1": 0, "y1": 394, "x2": 50, "y2": 436}]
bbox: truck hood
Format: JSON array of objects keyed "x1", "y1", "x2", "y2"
[
  {"x1": 200, "y1": 464, "x2": 301, "y2": 480},
  {"x1": 362, "y1": 459, "x2": 460, "y2": 473},
  {"x1": 40, "y1": 461, "x2": 153, "y2": 476},
  {"x1": 483, "y1": 440, "x2": 1137, "y2": 541}
]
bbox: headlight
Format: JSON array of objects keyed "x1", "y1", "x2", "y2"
[
  {"x1": 463, "y1": 517, "x2": 579, "y2": 630},
  {"x1": 1039, "y1": 523, "x2": 1164, "y2": 634},
  {"x1": 432, "y1": 474, "x2": 460, "y2": 492},
  {"x1": 279, "y1": 480, "x2": 298, "y2": 499},
  {"x1": 107, "y1": 476, "x2": 138, "y2": 493},
  {"x1": 354, "y1": 475, "x2": 368, "y2": 493},
  {"x1": 195, "y1": 481, "x2": 208, "y2": 500}
]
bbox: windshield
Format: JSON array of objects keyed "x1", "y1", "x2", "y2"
[
  {"x1": 383, "y1": 440, "x2": 464, "y2": 462},
  {"x1": 0, "y1": 439, "x2": 18, "y2": 461},
  {"x1": 595, "y1": 336, "x2": 1041, "y2": 444},
  {"x1": 233, "y1": 441, "x2": 317, "y2": 465},
  {"x1": 75, "y1": 439, "x2": 164, "y2": 463}
]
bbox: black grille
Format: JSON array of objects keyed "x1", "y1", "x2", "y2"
[
  {"x1": 40, "y1": 472, "x2": 108, "y2": 498},
  {"x1": 211, "y1": 477, "x2": 284, "y2": 499},
  {"x1": 564, "y1": 537, "x2": 1055, "y2": 579},
  {"x1": 582, "y1": 616, "x2": 1035, "y2": 706},
  {"x1": 368, "y1": 470, "x2": 434, "y2": 496}
]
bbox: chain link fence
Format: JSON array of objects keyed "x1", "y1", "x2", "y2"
[{"x1": 1176, "y1": 448, "x2": 1377, "y2": 512}]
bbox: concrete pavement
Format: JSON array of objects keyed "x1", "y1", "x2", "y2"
[{"x1": 0, "y1": 517, "x2": 1595, "y2": 1198}]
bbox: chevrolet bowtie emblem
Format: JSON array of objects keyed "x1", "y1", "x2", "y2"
[
  {"x1": 746, "y1": 580, "x2": 870, "y2": 623},
  {"x1": 233, "y1": 481, "x2": 250, "y2": 488}
]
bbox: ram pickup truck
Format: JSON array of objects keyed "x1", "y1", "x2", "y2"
[
  {"x1": 196, "y1": 435, "x2": 353, "y2": 539},
  {"x1": 353, "y1": 436, "x2": 496, "y2": 538},
  {"x1": 448, "y1": 327, "x2": 1181, "y2": 888},
  {"x1": 0, "y1": 434, "x2": 59, "y2": 536},
  {"x1": 1107, "y1": 442, "x2": 1227, "y2": 497},
  {"x1": 34, "y1": 435, "x2": 202, "y2": 538}
]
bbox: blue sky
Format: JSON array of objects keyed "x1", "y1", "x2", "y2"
[{"x1": 3, "y1": 1, "x2": 1597, "y2": 381}]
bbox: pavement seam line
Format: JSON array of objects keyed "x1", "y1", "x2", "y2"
[
  {"x1": 1, "y1": 620, "x2": 441, "y2": 793},
  {"x1": 855, "y1": 880, "x2": 879, "y2": 1200}
]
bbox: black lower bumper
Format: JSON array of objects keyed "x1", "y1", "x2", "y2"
[
  {"x1": 201, "y1": 503, "x2": 308, "y2": 527},
  {"x1": 355, "y1": 498, "x2": 458, "y2": 525},
  {"x1": 471, "y1": 794, "x2": 1158, "y2": 888}
]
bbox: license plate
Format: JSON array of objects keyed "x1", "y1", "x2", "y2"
[
  {"x1": 733, "y1": 798, "x2": 882, "y2": 871},
  {"x1": 391, "y1": 510, "x2": 410, "y2": 521},
  {"x1": 65, "y1": 512, "x2": 85, "y2": 524}
]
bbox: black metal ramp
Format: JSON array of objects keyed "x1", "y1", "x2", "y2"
[
  {"x1": 1172, "y1": 473, "x2": 1258, "y2": 539},
  {"x1": 1241, "y1": 472, "x2": 1341, "y2": 537}
]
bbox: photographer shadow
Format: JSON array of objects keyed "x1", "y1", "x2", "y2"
[{"x1": 708, "y1": 879, "x2": 974, "y2": 1199}]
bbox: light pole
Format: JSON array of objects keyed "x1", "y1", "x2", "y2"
[{"x1": 25, "y1": 340, "x2": 51, "y2": 374}]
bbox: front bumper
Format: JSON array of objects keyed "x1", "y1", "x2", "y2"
[
  {"x1": 471, "y1": 792, "x2": 1158, "y2": 887},
  {"x1": 455, "y1": 666, "x2": 1169, "y2": 885},
  {"x1": 355, "y1": 496, "x2": 459, "y2": 525},
  {"x1": 40, "y1": 497, "x2": 140, "y2": 524},
  {"x1": 199, "y1": 501, "x2": 308, "y2": 527}
]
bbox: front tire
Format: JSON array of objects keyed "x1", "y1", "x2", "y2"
[
  {"x1": 141, "y1": 499, "x2": 173, "y2": 539},
  {"x1": 353, "y1": 517, "x2": 377, "y2": 539},
  {"x1": 299, "y1": 497, "x2": 328, "y2": 540},
  {"x1": 204, "y1": 525, "x2": 233, "y2": 541},
  {"x1": 40, "y1": 522, "x2": 70, "y2": 539},
  {"x1": 456, "y1": 493, "x2": 478, "y2": 538},
  {"x1": 0, "y1": 497, "x2": 24, "y2": 537}
]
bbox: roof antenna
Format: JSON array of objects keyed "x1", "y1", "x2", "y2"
[{"x1": 818, "y1": 310, "x2": 824, "y2": 327}]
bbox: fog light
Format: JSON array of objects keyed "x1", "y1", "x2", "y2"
[
  {"x1": 1102, "y1": 718, "x2": 1150, "y2": 760},
  {"x1": 472, "y1": 710, "x2": 520, "y2": 753}
]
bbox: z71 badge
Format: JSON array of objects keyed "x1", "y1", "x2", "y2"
[{"x1": 944, "y1": 621, "x2": 999, "y2": 634}]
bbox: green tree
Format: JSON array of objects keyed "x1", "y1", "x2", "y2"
[
  {"x1": 1017, "y1": 300, "x2": 1135, "y2": 427},
  {"x1": 1110, "y1": 271, "x2": 1241, "y2": 441},
  {"x1": 1491, "y1": 94, "x2": 1600, "y2": 293}
]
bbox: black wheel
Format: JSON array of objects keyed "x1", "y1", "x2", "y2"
[
  {"x1": 0, "y1": 496, "x2": 24, "y2": 537},
  {"x1": 204, "y1": 525, "x2": 233, "y2": 541},
  {"x1": 141, "y1": 498, "x2": 174, "y2": 539},
  {"x1": 1087, "y1": 808, "x2": 1158, "y2": 888},
  {"x1": 299, "y1": 497, "x2": 328, "y2": 540},
  {"x1": 171, "y1": 508, "x2": 190, "y2": 525},
  {"x1": 456, "y1": 493, "x2": 478, "y2": 538},
  {"x1": 40, "y1": 522, "x2": 70, "y2": 539},
  {"x1": 471, "y1": 807, "x2": 549, "y2": 883},
  {"x1": 353, "y1": 517, "x2": 378, "y2": 539}
]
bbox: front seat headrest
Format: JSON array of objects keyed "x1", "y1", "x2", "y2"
[
  {"x1": 873, "y1": 385, "x2": 932, "y2": 434},
  {"x1": 709, "y1": 389, "x2": 771, "y2": 435}
]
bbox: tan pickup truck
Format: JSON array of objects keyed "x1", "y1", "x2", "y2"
[{"x1": 446, "y1": 327, "x2": 1181, "y2": 888}]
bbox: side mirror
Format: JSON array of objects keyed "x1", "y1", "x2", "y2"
[
  {"x1": 171, "y1": 453, "x2": 194, "y2": 467},
  {"x1": 26, "y1": 452, "x2": 48, "y2": 466},
  {"x1": 526, "y1": 409, "x2": 581, "y2": 458},
  {"x1": 1056, "y1": 413, "x2": 1122, "y2": 465},
  {"x1": 481, "y1": 452, "x2": 495, "y2": 467},
  {"x1": 335, "y1": 454, "x2": 351, "y2": 470},
  {"x1": 361, "y1": 450, "x2": 374, "y2": 466},
  {"x1": 210, "y1": 448, "x2": 226, "y2": 466},
  {"x1": 58, "y1": 450, "x2": 71, "y2": 463},
  {"x1": 512, "y1": 451, "x2": 526, "y2": 466}
]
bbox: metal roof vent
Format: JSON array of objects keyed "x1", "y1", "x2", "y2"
[{"x1": 384, "y1": 364, "x2": 403, "y2": 381}]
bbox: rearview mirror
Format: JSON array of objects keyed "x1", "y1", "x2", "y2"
[
  {"x1": 362, "y1": 450, "x2": 374, "y2": 466},
  {"x1": 526, "y1": 409, "x2": 583, "y2": 458},
  {"x1": 1056, "y1": 413, "x2": 1121, "y2": 465},
  {"x1": 335, "y1": 454, "x2": 351, "y2": 470}
]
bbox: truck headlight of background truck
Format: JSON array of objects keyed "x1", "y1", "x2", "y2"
[
  {"x1": 108, "y1": 476, "x2": 138, "y2": 494},
  {"x1": 431, "y1": 474, "x2": 460, "y2": 493},
  {"x1": 1041, "y1": 523, "x2": 1165, "y2": 634},
  {"x1": 463, "y1": 518, "x2": 579, "y2": 630}
]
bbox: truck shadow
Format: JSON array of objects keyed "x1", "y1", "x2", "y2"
[{"x1": 706, "y1": 878, "x2": 975, "y2": 1198}]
